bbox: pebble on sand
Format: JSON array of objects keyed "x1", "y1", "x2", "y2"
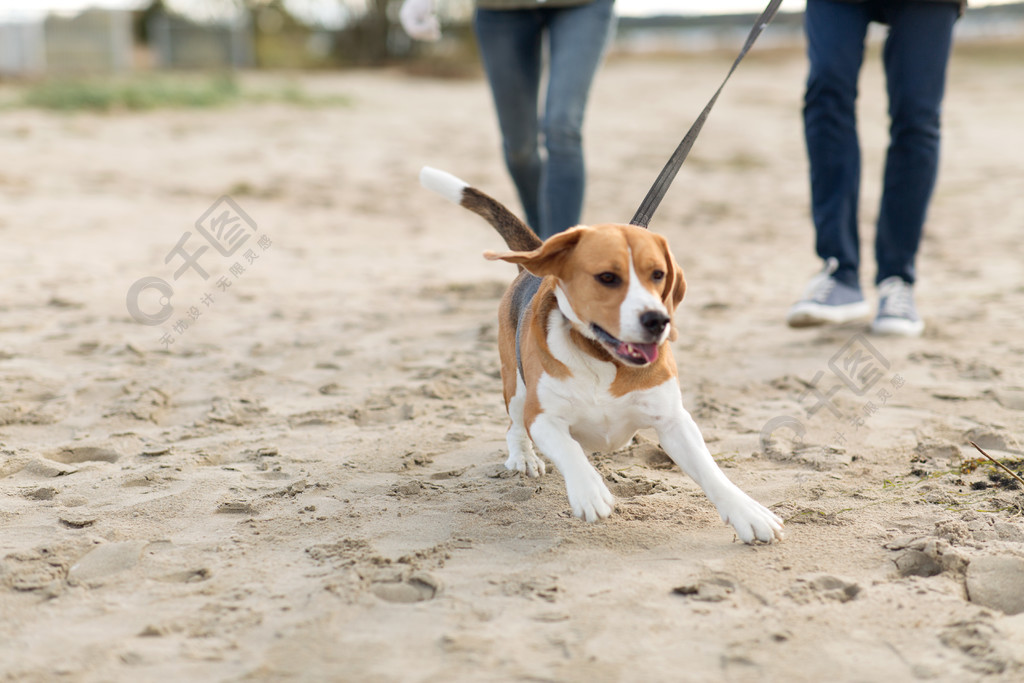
[{"x1": 966, "y1": 555, "x2": 1024, "y2": 615}]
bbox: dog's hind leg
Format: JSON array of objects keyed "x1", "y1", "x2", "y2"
[{"x1": 505, "y1": 372, "x2": 546, "y2": 478}]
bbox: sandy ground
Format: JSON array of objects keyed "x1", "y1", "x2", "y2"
[{"x1": 2, "y1": 37, "x2": 1024, "y2": 682}]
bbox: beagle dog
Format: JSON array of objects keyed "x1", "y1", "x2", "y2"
[{"x1": 420, "y1": 167, "x2": 783, "y2": 544}]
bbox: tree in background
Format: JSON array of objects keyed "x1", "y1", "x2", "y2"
[{"x1": 334, "y1": 0, "x2": 394, "y2": 65}]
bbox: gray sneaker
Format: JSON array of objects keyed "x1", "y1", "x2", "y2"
[
  {"x1": 787, "y1": 258, "x2": 870, "y2": 328},
  {"x1": 872, "y1": 276, "x2": 924, "y2": 337}
]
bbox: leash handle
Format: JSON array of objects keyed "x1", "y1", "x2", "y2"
[{"x1": 630, "y1": 0, "x2": 784, "y2": 229}]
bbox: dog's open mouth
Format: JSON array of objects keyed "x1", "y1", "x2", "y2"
[{"x1": 592, "y1": 325, "x2": 659, "y2": 366}]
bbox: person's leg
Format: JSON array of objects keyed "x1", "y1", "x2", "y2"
[
  {"x1": 539, "y1": 0, "x2": 615, "y2": 238},
  {"x1": 473, "y1": 8, "x2": 544, "y2": 233},
  {"x1": 803, "y1": 0, "x2": 873, "y2": 289},
  {"x1": 874, "y1": 0, "x2": 958, "y2": 286}
]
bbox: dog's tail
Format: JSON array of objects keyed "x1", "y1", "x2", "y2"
[{"x1": 420, "y1": 166, "x2": 542, "y2": 252}]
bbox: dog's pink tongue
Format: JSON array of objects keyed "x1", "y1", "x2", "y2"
[
  {"x1": 637, "y1": 343, "x2": 659, "y2": 363},
  {"x1": 619, "y1": 342, "x2": 659, "y2": 364}
]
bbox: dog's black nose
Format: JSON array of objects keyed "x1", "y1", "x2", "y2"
[{"x1": 640, "y1": 311, "x2": 670, "y2": 337}]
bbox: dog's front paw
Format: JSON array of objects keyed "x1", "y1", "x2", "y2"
[
  {"x1": 565, "y1": 472, "x2": 615, "y2": 522},
  {"x1": 505, "y1": 448, "x2": 546, "y2": 478},
  {"x1": 716, "y1": 490, "x2": 784, "y2": 544}
]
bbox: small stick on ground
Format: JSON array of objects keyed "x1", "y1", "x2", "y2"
[{"x1": 970, "y1": 441, "x2": 1024, "y2": 488}]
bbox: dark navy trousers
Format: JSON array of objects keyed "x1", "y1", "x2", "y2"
[{"x1": 803, "y1": 0, "x2": 958, "y2": 287}]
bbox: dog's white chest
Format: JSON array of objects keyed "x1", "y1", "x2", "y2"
[
  {"x1": 536, "y1": 319, "x2": 659, "y2": 453},
  {"x1": 537, "y1": 372, "x2": 649, "y2": 453},
  {"x1": 572, "y1": 400, "x2": 645, "y2": 454}
]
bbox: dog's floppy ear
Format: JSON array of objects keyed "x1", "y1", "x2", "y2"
[
  {"x1": 655, "y1": 234, "x2": 686, "y2": 341},
  {"x1": 484, "y1": 227, "x2": 586, "y2": 279},
  {"x1": 666, "y1": 251, "x2": 687, "y2": 313}
]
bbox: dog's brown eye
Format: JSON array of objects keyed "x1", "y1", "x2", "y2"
[
  {"x1": 652, "y1": 270, "x2": 665, "y2": 282},
  {"x1": 596, "y1": 272, "x2": 621, "y2": 287}
]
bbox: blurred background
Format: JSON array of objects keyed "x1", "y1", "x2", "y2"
[{"x1": 1, "y1": 0, "x2": 1023, "y2": 92}]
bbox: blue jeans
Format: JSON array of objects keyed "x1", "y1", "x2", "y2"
[
  {"x1": 804, "y1": 0, "x2": 958, "y2": 287},
  {"x1": 474, "y1": 0, "x2": 615, "y2": 239}
]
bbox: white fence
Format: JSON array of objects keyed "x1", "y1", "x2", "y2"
[
  {"x1": 0, "y1": 21, "x2": 45, "y2": 76},
  {"x1": 0, "y1": 8, "x2": 252, "y2": 77},
  {"x1": 147, "y1": 11, "x2": 252, "y2": 70},
  {"x1": 1, "y1": 9, "x2": 132, "y2": 77}
]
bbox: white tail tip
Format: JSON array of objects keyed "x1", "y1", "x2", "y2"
[{"x1": 420, "y1": 166, "x2": 468, "y2": 206}]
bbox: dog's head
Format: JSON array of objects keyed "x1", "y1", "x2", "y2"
[{"x1": 486, "y1": 224, "x2": 686, "y2": 367}]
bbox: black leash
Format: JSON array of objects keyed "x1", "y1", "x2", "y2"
[{"x1": 630, "y1": 0, "x2": 784, "y2": 229}]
